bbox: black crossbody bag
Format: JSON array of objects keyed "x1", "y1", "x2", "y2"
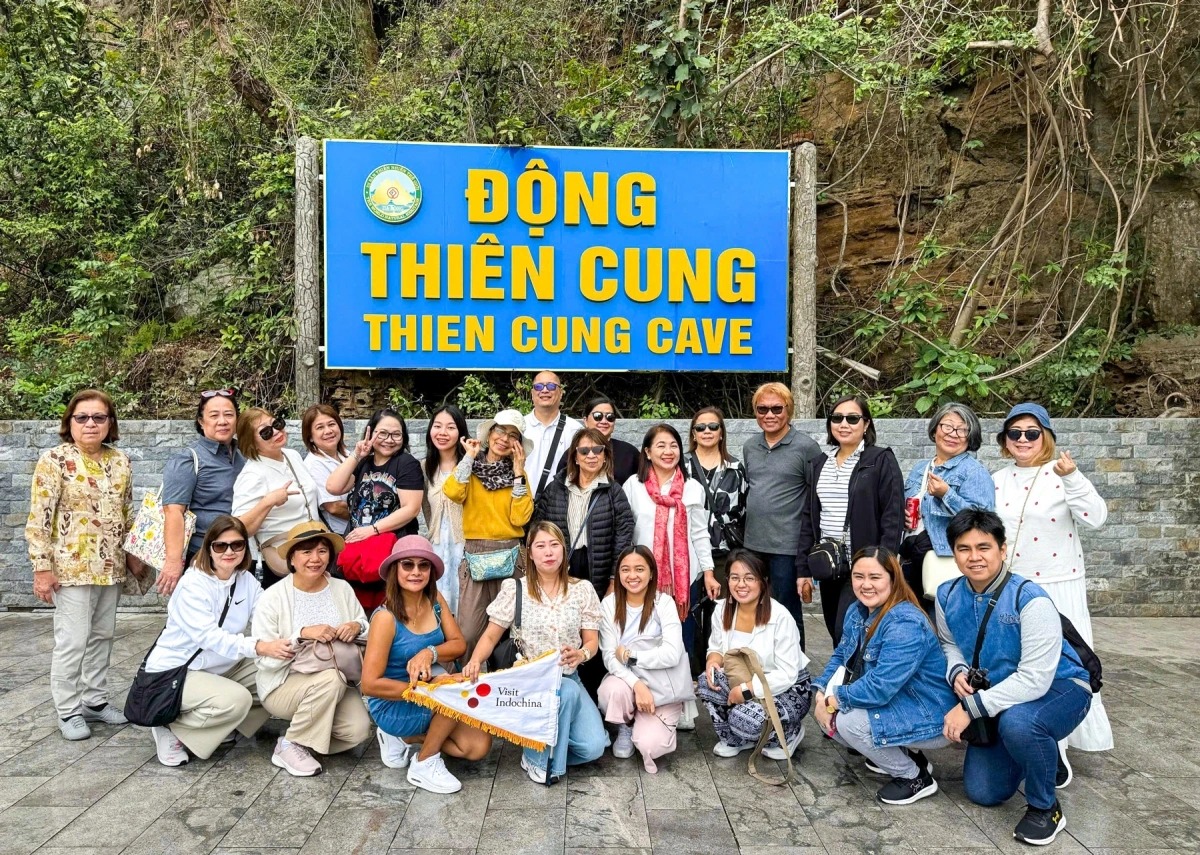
[
  {"x1": 953, "y1": 572, "x2": 1010, "y2": 746},
  {"x1": 487, "y1": 580, "x2": 525, "y2": 672},
  {"x1": 124, "y1": 581, "x2": 236, "y2": 727}
]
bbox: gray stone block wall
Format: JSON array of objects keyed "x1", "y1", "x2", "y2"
[{"x1": 2, "y1": 417, "x2": 1197, "y2": 615}]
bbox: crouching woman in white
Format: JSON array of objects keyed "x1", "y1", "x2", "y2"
[
  {"x1": 253, "y1": 521, "x2": 372, "y2": 776},
  {"x1": 697, "y1": 549, "x2": 812, "y2": 760},
  {"x1": 599, "y1": 546, "x2": 690, "y2": 774},
  {"x1": 145, "y1": 516, "x2": 293, "y2": 766}
]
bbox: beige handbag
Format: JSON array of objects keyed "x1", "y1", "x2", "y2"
[
  {"x1": 921, "y1": 551, "x2": 961, "y2": 600},
  {"x1": 721, "y1": 648, "x2": 794, "y2": 786},
  {"x1": 290, "y1": 639, "x2": 366, "y2": 686}
]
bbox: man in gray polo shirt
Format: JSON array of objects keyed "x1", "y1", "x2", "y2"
[{"x1": 742, "y1": 382, "x2": 821, "y2": 648}]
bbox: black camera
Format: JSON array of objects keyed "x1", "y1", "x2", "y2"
[{"x1": 965, "y1": 667, "x2": 991, "y2": 691}]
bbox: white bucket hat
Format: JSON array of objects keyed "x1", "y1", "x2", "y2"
[{"x1": 478, "y1": 408, "x2": 534, "y2": 457}]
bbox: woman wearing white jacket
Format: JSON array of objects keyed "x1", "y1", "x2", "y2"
[
  {"x1": 252, "y1": 521, "x2": 372, "y2": 777},
  {"x1": 598, "y1": 546, "x2": 690, "y2": 773},
  {"x1": 144, "y1": 516, "x2": 293, "y2": 767},
  {"x1": 697, "y1": 549, "x2": 812, "y2": 761}
]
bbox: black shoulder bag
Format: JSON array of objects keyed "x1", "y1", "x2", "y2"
[
  {"x1": 1015, "y1": 580, "x2": 1104, "y2": 692},
  {"x1": 124, "y1": 581, "x2": 237, "y2": 727},
  {"x1": 487, "y1": 579, "x2": 525, "y2": 671},
  {"x1": 535, "y1": 414, "x2": 567, "y2": 496},
  {"x1": 955, "y1": 572, "x2": 1010, "y2": 746}
]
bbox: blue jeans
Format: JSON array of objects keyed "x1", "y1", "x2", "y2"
[
  {"x1": 523, "y1": 672, "x2": 607, "y2": 779},
  {"x1": 759, "y1": 552, "x2": 806, "y2": 650},
  {"x1": 964, "y1": 679, "x2": 1091, "y2": 810}
]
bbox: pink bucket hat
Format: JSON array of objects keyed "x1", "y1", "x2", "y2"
[{"x1": 378, "y1": 534, "x2": 444, "y2": 582}]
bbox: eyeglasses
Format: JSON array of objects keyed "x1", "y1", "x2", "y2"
[
  {"x1": 200, "y1": 388, "x2": 238, "y2": 400},
  {"x1": 755, "y1": 405, "x2": 785, "y2": 415},
  {"x1": 830, "y1": 413, "x2": 865, "y2": 425},
  {"x1": 211, "y1": 539, "x2": 247, "y2": 554},
  {"x1": 532, "y1": 382, "x2": 561, "y2": 392},
  {"x1": 71, "y1": 414, "x2": 110, "y2": 425},
  {"x1": 399, "y1": 559, "x2": 433, "y2": 572},
  {"x1": 576, "y1": 446, "x2": 606, "y2": 457},
  {"x1": 693, "y1": 422, "x2": 720, "y2": 433},
  {"x1": 1005, "y1": 428, "x2": 1043, "y2": 442},
  {"x1": 490, "y1": 426, "x2": 521, "y2": 441},
  {"x1": 727, "y1": 575, "x2": 759, "y2": 585},
  {"x1": 257, "y1": 417, "x2": 287, "y2": 441},
  {"x1": 589, "y1": 411, "x2": 617, "y2": 423},
  {"x1": 938, "y1": 423, "x2": 969, "y2": 438},
  {"x1": 374, "y1": 430, "x2": 405, "y2": 442}
]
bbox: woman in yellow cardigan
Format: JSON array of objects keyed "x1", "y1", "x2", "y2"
[{"x1": 443, "y1": 409, "x2": 534, "y2": 657}]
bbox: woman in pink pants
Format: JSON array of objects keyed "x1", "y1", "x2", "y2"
[{"x1": 598, "y1": 546, "x2": 692, "y2": 773}]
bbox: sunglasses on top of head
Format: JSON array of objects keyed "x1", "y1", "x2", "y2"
[
  {"x1": 1005, "y1": 428, "x2": 1043, "y2": 442},
  {"x1": 257, "y1": 417, "x2": 287, "y2": 441},
  {"x1": 829, "y1": 413, "x2": 865, "y2": 425},
  {"x1": 201, "y1": 387, "x2": 239, "y2": 400}
]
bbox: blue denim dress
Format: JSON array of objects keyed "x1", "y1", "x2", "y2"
[{"x1": 367, "y1": 604, "x2": 444, "y2": 739}]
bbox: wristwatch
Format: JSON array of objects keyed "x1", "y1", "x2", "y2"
[
  {"x1": 740, "y1": 682, "x2": 753, "y2": 702},
  {"x1": 513, "y1": 475, "x2": 526, "y2": 484},
  {"x1": 627, "y1": 654, "x2": 638, "y2": 667}
]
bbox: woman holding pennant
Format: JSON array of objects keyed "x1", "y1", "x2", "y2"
[
  {"x1": 362, "y1": 535, "x2": 491, "y2": 795},
  {"x1": 463, "y1": 521, "x2": 607, "y2": 784}
]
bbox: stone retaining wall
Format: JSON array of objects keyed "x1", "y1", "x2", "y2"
[{"x1": 2, "y1": 417, "x2": 1196, "y2": 615}]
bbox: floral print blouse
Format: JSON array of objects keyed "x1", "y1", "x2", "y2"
[
  {"x1": 26, "y1": 443, "x2": 135, "y2": 585},
  {"x1": 486, "y1": 576, "x2": 602, "y2": 675}
]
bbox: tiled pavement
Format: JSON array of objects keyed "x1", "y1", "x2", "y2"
[{"x1": 0, "y1": 612, "x2": 1197, "y2": 854}]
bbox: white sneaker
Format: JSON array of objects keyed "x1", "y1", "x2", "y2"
[
  {"x1": 612, "y1": 724, "x2": 635, "y2": 759},
  {"x1": 677, "y1": 710, "x2": 696, "y2": 732},
  {"x1": 272, "y1": 737, "x2": 322, "y2": 777},
  {"x1": 521, "y1": 752, "x2": 549, "y2": 783},
  {"x1": 377, "y1": 728, "x2": 412, "y2": 769},
  {"x1": 763, "y1": 724, "x2": 805, "y2": 761},
  {"x1": 58, "y1": 715, "x2": 91, "y2": 741},
  {"x1": 407, "y1": 752, "x2": 462, "y2": 794},
  {"x1": 82, "y1": 703, "x2": 128, "y2": 726},
  {"x1": 151, "y1": 726, "x2": 189, "y2": 767},
  {"x1": 712, "y1": 740, "x2": 752, "y2": 758}
]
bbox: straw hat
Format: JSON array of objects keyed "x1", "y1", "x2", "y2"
[
  {"x1": 278, "y1": 521, "x2": 345, "y2": 565},
  {"x1": 477, "y1": 408, "x2": 534, "y2": 457}
]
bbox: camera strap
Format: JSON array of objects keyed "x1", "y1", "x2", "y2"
[{"x1": 970, "y1": 570, "x2": 1012, "y2": 671}]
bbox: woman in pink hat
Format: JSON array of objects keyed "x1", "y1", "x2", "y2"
[{"x1": 362, "y1": 535, "x2": 492, "y2": 794}]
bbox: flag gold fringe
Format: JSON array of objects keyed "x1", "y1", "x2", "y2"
[{"x1": 400, "y1": 650, "x2": 560, "y2": 751}]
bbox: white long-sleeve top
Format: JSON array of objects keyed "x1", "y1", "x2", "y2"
[
  {"x1": 707, "y1": 597, "x2": 809, "y2": 698},
  {"x1": 251, "y1": 574, "x2": 368, "y2": 701},
  {"x1": 232, "y1": 448, "x2": 321, "y2": 547},
  {"x1": 145, "y1": 568, "x2": 262, "y2": 674},
  {"x1": 599, "y1": 591, "x2": 686, "y2": 688},
  {"x1": 993, "y1": 464, "x2": 1107, "y2": 584},
  {"x1": 622, "y1": 473, "x2": 714, "y2": 581}
]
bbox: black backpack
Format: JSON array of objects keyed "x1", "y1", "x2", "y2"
[{"x1": 1016, "y1": 579, "x2": 1104, "y2": 692}]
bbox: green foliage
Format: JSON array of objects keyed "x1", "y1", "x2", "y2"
[
  {"x1": 636, "y1": 395, "x2": 681, "y2": 420},
  {"x1": 456, "y1": 374, "x2": 503, "y2": 418},
  {"x1": 899, "y1": 344, "x2": 998, "y2": 415},
  {"x1": 635, "y1": 0, "x2": 713, "y2": 143}
]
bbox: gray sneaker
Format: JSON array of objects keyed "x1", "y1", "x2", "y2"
[
  {"x1": 59, "y1": 715, "x2": 91, "y2": 741},
  {"x1": 82, "y1": 704, "x2": 128, "y2": 726}
]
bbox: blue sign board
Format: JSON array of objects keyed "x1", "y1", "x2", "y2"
[{"x1": 323, "y1": 140, "x2": 790, "y2": 371}]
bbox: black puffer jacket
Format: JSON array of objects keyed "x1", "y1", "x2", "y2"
[{"x1": 532, "y1": 475, "x2": 635, "y2": 597}]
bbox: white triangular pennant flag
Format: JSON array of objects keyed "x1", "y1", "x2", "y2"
[{"x1": 402, "y1": 649, "x2": 562, "y2": 750}]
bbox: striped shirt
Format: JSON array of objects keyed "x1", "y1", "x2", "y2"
[{"x1": 816, "y1": 441, "x2": 864, "y2": 539}]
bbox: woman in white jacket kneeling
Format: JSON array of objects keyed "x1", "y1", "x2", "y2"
[
  {"x1": 253, "y1": 521, "x2": 372, "y2": 777},
  {"x1": 697, "y1": 549, "x2": 813, "y2": 760},
  {"x1": 145, "y1": 516, "x2": 293, "y2": 766},
  {"x1": 598, "y1": 546, "x2": 692, "y2": 773}
]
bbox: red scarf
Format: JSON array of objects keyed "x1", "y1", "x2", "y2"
[{"x1": 645, "y1": 469, "x2": 691, "y2": 619}]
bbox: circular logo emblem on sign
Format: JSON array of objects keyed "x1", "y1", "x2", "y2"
[{"x1": 364, "y1": 164, "x2": 422, "y2": 223}]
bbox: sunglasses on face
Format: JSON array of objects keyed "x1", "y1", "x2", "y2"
[
  {"x1": 399, "y1": 559, "x2": 433, "y2": 572},
  {"x1": 830, "y1": 413, "x2": 865, "y2": 425},
  {"x1": 72, "y1": 413, "x2": 110, "y2": 425},
  {"x1": 257, "y1": 417, "x2": 287, "y2": 441},
  {"x1": 938, "y1": 423, "x2": 968, "y2": 438},
  {"x1": 577, "y1": 445, "x2": 606, "y2": 457},
  {"x1": 201, "y1": 388, "x2": 239, "y2": 400},
  {"x1": 211, "y1": 539, "x2": 247, "y2": 555},
  {"x1": 589, "y1": 411, "x2": 617, "y2": 423},
  {"x1": 532, "y1": 382, "x2": 561, "y2": 392},
  {"x1": 756, "y1": 405, "x2": 785, "y2": 415},
  {"x1": 1006, "y1": 428, "x2": 1043, "y2": 442},
  {"x1": 693, "y1": 422, "x2": 721, "y2": 433}
]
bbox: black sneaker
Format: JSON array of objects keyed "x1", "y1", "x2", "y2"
[
  {"x1": 1014, "y1": 802, "x2": 1065, "y2": 846},
  {"x1": 865, "y1": 747, "x2": 932, "y2": 777},
  {"x1": 876, "y1": 767, "x2": 938, "y2": 805},
  {"x1": 1055, "y1": 746, "x2": 1072, "y2": 789}
]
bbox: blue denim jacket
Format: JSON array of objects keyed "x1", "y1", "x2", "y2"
[
  {"x1": 904, "y1": 452, "x2": 995, "y2": 556},
  {"x1": 816, "y1": 601, "x2": 955, "y2": 747}
]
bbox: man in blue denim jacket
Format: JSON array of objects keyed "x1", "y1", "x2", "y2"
[{"x1": 937, "y1": 510, "x2": 1093, "y2": 847}]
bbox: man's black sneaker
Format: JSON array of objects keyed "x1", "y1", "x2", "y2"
[
  {"x1": 876, "y1": 767, "x2": 938, "y2": 805},
  {"x1": 1055, "y1": 745, "x2": 1072, "y2": 789},
  {"x1": 1014, "y1": 802, "x2": 1066, "y2": 846}
]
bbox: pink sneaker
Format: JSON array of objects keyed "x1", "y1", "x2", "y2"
[{"x1": 272, "y1": 737, "x2": 322, "y2": 777}]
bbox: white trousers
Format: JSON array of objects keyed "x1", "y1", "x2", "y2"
[{"x1": 51, "y1": 584, "x2": 121, "y2": 718}]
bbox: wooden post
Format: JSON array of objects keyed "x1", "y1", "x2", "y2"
[
  {"x1": 790, "y1": 142, "x2": 818, "y2": 418},
  {"x1": 294, "y1": 136, "x2": 321, "y2": 410}
]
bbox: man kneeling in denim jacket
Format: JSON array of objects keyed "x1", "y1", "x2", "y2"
[{"x1": 936, "y1": 509, "x2": 1092, "y2": 846}]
